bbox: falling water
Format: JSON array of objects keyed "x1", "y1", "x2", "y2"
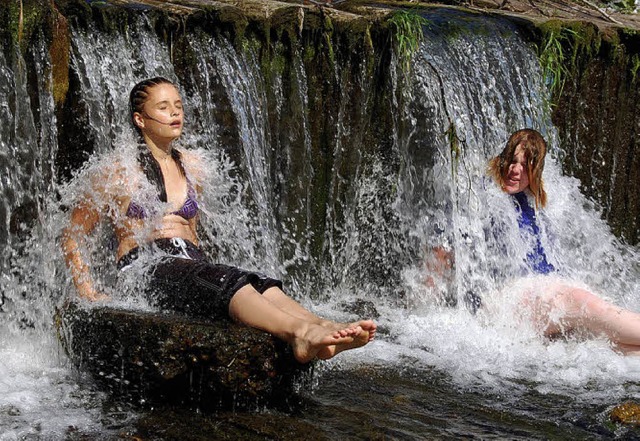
[
  {"x1": 0, "y1": 32, "x2": 110, "y2": 438},
  {"x1": 1, "y1": 6, "x2": 640, "y2": 438},
  {"x1": 339, "y1": 10, "x2": 640, "y2": 404}
]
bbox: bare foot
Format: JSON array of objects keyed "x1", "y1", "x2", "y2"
[
  {"x1": 316, "y1": 320, "x2": 377, "y2": 360},
  {"x1": 291, "y1": 324, "x2": 360, "y2": 364},
  {"x1": 321, "y1": 319, "x2": 377, "y2": 342},
  {"x1": 357, "y1": 319, "x2": 377, "y2": 342}
]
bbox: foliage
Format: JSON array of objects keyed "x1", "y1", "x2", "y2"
[
  {"x1": 537, "y1": 21, "x2": 601, "y2": 97},
  {"x1": 445, "y1": 122, "x2": 460, "y2": 176},
  {"x1": 538, "y1": 26, "x2": 572, "y2": 96},
  {"x1": 632, "y1": 54, "x2": 640, "y2": 83},
  {"x1": 388, "y1": 9, "x2": 429, "y2": 74},
  {"x1": 600, "y1": 0, "x2": 638, "y2": 13}
]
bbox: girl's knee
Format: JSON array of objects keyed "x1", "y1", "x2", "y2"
[
  {"x1": 553, "y1": 285, "x2": 591, "y2": 305},
  {"x1": 554, "y1": 286, "x2": 612, "y2": 319}
]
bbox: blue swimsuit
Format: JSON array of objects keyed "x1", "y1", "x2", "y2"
[
  {"x1": 466, "y1": 191, "x2": 556, "y2": 314},
  {"x1": 511, "y1": 191, "x2": 555, "y2": 275}
]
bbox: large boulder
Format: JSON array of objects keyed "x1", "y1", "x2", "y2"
[{"x1": 55, "y1": 302, "x2": 313, "y2": 410}]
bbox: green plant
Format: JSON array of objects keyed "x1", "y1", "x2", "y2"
[
  {"x1": 445, "y1": 122, "x2": 461, "y2": 178},
  {"x1": 631, "y1": 54, "x2": 640, "y2": 83},
  {"x1": 537, "y1": 22, "x2": 604, "y2": 98},
  {"x1": 388, "y1": 9, "x2": 429, "y2": 74},
  {"x1": 602, "y1": 0, "x2": 637, "y2": 13},
  {"x1": 537, "y1": 26, "x2": 575, "y2": 96}
]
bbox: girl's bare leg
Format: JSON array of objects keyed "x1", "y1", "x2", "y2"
[
  {"x1": 611, "y1": 343, "x2": 640, "y2": 356},
  {"x1": 530, "y1": 285, "x2": 640, "y2": 352},
  {"x1": 228, "y1": 284, "x2": 364, "y2": 363},
  {"x1": 262, "y1": 287, "x2": 377, "y2": 342}
]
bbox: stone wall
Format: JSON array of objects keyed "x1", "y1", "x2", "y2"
[{"x1": 549, "y1": 26, "x2": 640, "y2": 244}]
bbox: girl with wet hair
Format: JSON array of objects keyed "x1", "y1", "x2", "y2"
[
  {"x1": 488, "y1": 128, "x2": 547, "y2": 209},
  {"x1": 485, "y1": 129, "x2": 640, "y2": 353},
  {"x1": 62, "y1": 77, "x2": 376, "y2": 364}
]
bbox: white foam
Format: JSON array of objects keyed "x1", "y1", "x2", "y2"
[{"x1": 0, "y1": 332, "x2": 108, "y2": 438}]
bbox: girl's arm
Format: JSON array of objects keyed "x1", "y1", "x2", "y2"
[
  {"x1": 61, "y1": 197, "x2": 107, "y2": 301},
  {"x1": 424, "y1": 245, "x2": 454, "y2": 287}
]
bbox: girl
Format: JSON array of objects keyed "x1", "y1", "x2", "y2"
[
  {"x1": 485, "y1": 129, "x2": 640, "y2": 353},
  {"x1": 62, "y1": 77, "x2": 376, "y2": 364}
]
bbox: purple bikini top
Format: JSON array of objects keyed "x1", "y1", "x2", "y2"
[{"x1": 126, "y1": 180, "x2": 198, "y2": 220}]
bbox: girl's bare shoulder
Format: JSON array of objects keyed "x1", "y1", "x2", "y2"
[
  {"x1": 65, "y1": 149, "x2": 142, "y2": 205},
  {"x1": 180, "y1": 148, "x2": 206, "y2": 184}
]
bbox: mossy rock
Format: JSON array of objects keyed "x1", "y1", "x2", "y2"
[
  {"x1": 55, "y1": 301, "x2": 313, "y2": 411},
  {"x1": 611, "y1": 401, "x2": 640, "y2": 425}
]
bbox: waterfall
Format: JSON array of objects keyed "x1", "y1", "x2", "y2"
[
  {"x1": 0, "y1": 32, "x2": 109, "y2": 438},
  {"x1": 322, "y1": 10, "x2": 640, "y2": 403},
  {"x1": 396, "y1": 10, "x2": 557, "y2": 308},
  {"x1": 1, "y1": 6, "x2": 640, "y2": 437},
  {"x1": 0, "y1": 34, "x2": 59, "y2": 330}
]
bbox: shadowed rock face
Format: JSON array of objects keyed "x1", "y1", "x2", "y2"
[
  {"x1": 552, "y1": 38, "x2": 640, "y2": 245},
  {"x1": 56, "y1": 302, "x2": 312, "y2": 411}
]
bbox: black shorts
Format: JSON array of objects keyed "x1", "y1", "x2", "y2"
[{"x1": 118, "y1": 238, "x2": 282, "y2": 321}]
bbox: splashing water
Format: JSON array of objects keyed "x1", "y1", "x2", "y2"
[
  {"x1": 328, "y1": 10, "x2": 640, "y2": 405},
  {"x1": 1, "y1": 7, "x2": 639, "y2": 438}
]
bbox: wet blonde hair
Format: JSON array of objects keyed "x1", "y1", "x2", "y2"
[{"x1": 488, "y1": 129, "x2": 547, "y2": 209}]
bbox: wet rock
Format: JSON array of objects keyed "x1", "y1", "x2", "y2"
[
  {"x1": 55, "y1": 302, "x2": 312, "y2": 411},
  {"x1": 338, "y1": 298, "x2": 380, "y2": 319},
  {"x1": 610, "y1": 401, "x2": 640, "y2": 425}
]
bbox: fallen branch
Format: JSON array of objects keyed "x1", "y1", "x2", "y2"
[
  {"x1": 304, "y1": 0, "x2": 349, "y2": 7},
  {"x1": 579, "y1": 0, "x2": 623, "y2": 24}
]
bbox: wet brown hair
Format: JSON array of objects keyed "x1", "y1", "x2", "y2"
[
  {"x1": 488, "y1": 129, "x2": 547, "y2": 209},
  {"x1": 129, "y1": 77, "x2": 185, "y2": 202}
]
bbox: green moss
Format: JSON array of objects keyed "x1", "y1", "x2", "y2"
[
  {"x1": 260, "y1": 40, "x2": 287, "y2": 85},
  {"x1": 364, "y1": 26, "x2": 375, "y2": 79},
  {"x1": 605, "y1": 0, "x2": 637, "y2": 13},
  {"x1": 218, "y1": 8, "x2": 248, "y2": 42},
  {"x1": 8, "y1": 0, "x2": 49, "y2": 54},
  {"x1": 6, "y1": 2, "x2": 20, "y2": 47},
  {"x1": 536, "y1": 20, "x2": 604, "y2": 97},
  {"x1": 387, "y1": 9, "x2": 429, "y2": 74},
  {"x1": 0, "y1": 0, "x2": 70, "y2": 105},
  {"x1": 303, "y1": 44, "x2": 316, "y2": 63},
  {"x1": 631, "y1": 54, "x2": 640, "y2": 83},
  {"x1": 241, "y1": 34, "x2": 261, "y2": 55},
  {"x1": 322, "y1": 14, "x2": 336, "y2": 67}
]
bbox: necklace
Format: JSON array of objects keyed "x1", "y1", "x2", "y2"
[{"x1": 153, "y1": 149, "x2": 172, "y2": 162}]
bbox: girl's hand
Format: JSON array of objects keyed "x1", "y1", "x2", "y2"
[
  {"x1": 76, "y1": 280, "x2": 110, "y2": 302},
  {"x1": 84, "y1": 291, "x2": 111, "y2": 302}
]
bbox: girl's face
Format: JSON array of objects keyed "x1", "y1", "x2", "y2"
[
  {"x1": 503, "y1": 145, "x2": 530, "y2": 194},
  {"x1": 134, "y1": 83, "x2": 183, "y2": 142}
]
